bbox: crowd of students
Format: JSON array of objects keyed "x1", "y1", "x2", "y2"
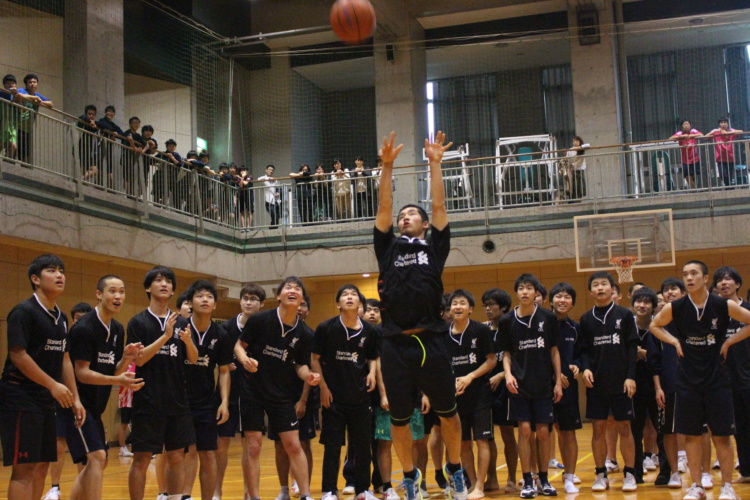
[{"x1": 1, "y1": 132, "x2": 750, "y2": 500}]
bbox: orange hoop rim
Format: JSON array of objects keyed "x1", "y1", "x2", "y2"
[{"x1": 609, "y1": 256, "x2": 639, "y2": 268}]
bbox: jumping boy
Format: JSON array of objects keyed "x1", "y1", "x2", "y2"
[{"x1": 374, "y1": 131, "x2": 467, "y2": 500}]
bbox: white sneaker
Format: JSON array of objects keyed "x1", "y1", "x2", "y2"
[
  {"x1": 343, "y1": 486, "x2": 356, "y2": 495},
  {"x1": 683, "y1": 483, "x2": 706, "y2": 500},
  {"x1": 678, "y1": 455, "x2": 688, "y2": 473},
  {"x1": 548, "y1": 458, "x2": 565, "y2": 469},
  {"x1": 718, "y1": 483, "x2": 739, "y2": 500},
  {"x1": 356, "y1": 491, "x2": 379, "y2": 500},
  {"x1": 156, "y1": 495, "x2": 168, "y2": 500},
  {"x1": 701, "y1": 473, "x2": 713, "y2": 489},
  {"x1": 292, "y1": 482, "x2": 301, "y2": 496},
  {"x1": 622, "y1": 472, "x2": 637, "y2": 492},
  {"x1": 668, "y1": 472, "x2": 682, "y2": 489},
  {"x1": 43, "y1": 487, "x2": 60, "y2": 500},
  {"x1": 605, "y1": 459, "x2": 619, "y2": 473},
  {"x1": 713, "y1": 460, "x2": 721, "y2": 470},
  {"x1": 419, "y1": 488, "x2": 428, "y2": 499},
  {"x1": 276, "y1": 491, "x2": 291, "y2": 500},
  {"x1": 643, "y1": 456, "x2": 656, "y2": 471},
  {"x1": 563, "y1": 474, "x2": 579, "y2": 494},
  {"x1": 383, "y1": 488, "x2": 399, "y2": 500},
  {"x1": 592, "y1": 473, "x2": 610, "y2": 492},
  {"x1": 322, "y1": 492, "x2": 338, "y2": 500},
  {"x1": 119, "y1": 446, "x2": 134, "y2": 457},
  {"x1": 573, "y1": 474, "x2": 582, "y2": 485}
]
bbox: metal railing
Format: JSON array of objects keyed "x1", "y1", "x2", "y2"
[{"x1": 1, "y1": 96, "x2": 748, "y2": 235}]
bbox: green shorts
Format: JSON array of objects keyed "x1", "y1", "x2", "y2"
[
  {"x1": 375, "y1": 407, "x2": 424, "y2": 441},
  {"x1": 1, "y1": 122, "x2": 17, "y2": 144}
]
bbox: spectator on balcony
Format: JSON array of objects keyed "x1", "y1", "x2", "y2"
[
  {"x1": 290, "y1": 164, "x2": 314, "y2": 224},
  {"x1": 558, "y1": 136, "x2": 589, "y2": 201},
  {"x1": 312, "y1": 164, "x2": 331, "y2": 222},
  {"x1": 217, "y1": 163, "x2": 233, "y2": 221},
  {"x1": 332, "y1": 159, "x2": 351, "y2": 221},
  {"x1": 238, "y1": 165, "x2": 254, "y2": 228},
  {"x1": 259, "y1": 164, "x2": 282, "y2": 229},
  {"x1": 669, "y1": 120, "x2": 703, "y2": 190},
  {"x1": 1, "y1": 74, "x2": 20, "y2": 159},
  {"x1": 16, "y1": 74, "x2": 53, "y2": 164},
  {"x1": 96, "y1": 106, "x2": 126, "y2": 189},
  {"x1": 122, "y1": 117, "x2": 144, "y2": 196},
  {"x1": 352, "y1": 156, "x2": 371, "y2": 218},
  {"x1": 153, "y1": 139, "x2": 181, "y2": 206},
  {"x1": 706, "y1": 118, "x2": 745, "y2": 188},
  {"x1": 77, "y1": 105, "x2": 100, "y2": 183}
]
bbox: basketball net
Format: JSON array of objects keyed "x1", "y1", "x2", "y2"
[{"x1": 609, "y1": 256, "x2": 638, "y2": 283}]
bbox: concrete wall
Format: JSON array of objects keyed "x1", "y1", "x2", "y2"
[
  {"x1": 0, "y1": 0, "x2": 63, "y2": 108},
  {"x1": 124, "y1": 73, "x2": 192, "y2": 152}
]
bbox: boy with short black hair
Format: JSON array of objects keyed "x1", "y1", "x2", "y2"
[
  {"x1": 549, "y1": 282, "x2": 582, "y2": 494},
  {"x1": 579, "y1": 271, "x2": 639, "y2": 492},
  {"x1": 650, "y1": 261, "x2": 750, "y2": 500},
  {"x1": 482, "y1": 288, "x2": 518, "y2": 494},
  {"x1": 127, "y1": 266, "x2": 198, "y2": 500},
  {"x1": 312, "y1": 284, "x2": 379, "y2": 500},
  {"x1": 180, "y1": 280, "x2": 233, "y2": 500},
  {"x1": 445, "y1": 289, "x2": 496, "y2": 499},
  {"x1": 1, "y1": 73, "x2": 20, "y2": 158},
  {"x1": 66, "y1": 275, "x2": 144, "y2": 500},
  {"x1": 214, "y1": 283, "x2": 266, "y2": 500},
  {"x1": 0, "y1": 254, "x2": 85, "y2": 500},
  {"x1": 374, "y1": 131, "x2": 467, "y2": 500},
  {"x1": 711, "y1": 266, "x2": 750, "y2": 482},
  {"x1": 500, "y1": 274, "x2": 562, "y2": 498},
  {"x1": 629, "y1": 287, "x2": 660, "y2": 485},
  {"x1": 235, "y1": 276, "x2": 321, "y2": 500}
]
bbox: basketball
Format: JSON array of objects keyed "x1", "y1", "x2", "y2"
[{"x1": 330, "y1": 0, "x2": 376, "y2": 45}]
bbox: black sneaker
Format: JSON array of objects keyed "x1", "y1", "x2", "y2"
[
  {"x1": 520, "y1": 483, "x2": 536, "y2": 499},
  {"x1": 540, "y1": 482, "x2": 557, "y2": 496}
]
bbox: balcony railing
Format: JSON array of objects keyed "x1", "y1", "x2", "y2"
[{"x1": 1, "y1": 96, "x2": 748, "y2": 235}]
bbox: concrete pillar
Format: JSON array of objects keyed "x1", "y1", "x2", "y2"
[
  {"x1": 568, "y1": 1, "x2": 624, "y2": 198},
  {"x1": 63, "y1": 0, "x2": 125, "y2": 118},
  {"x1": 373, "y1": 0, "x2": 427, "y2": 212}
]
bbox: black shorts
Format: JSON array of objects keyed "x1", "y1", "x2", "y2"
[
  {"x1": 508, "y1": 396, "x2": 555, "y2": 425},
  {"x1": 217, "y1": 402, "x2": 240, "y2": 438},
  {"x1": 120, "y1": 407, "x2": 133, "y2": 425},
  {"x1": 380, "y1": 331, "x2": 457, "y2": 425},
  {"x1": 554, "y1": 402, "x2": 582, "y2": 431},
  {"x1": 492, "y1": 389, "x2": 516, "y2": 427},
  {"x1": 423, "y1": 410, "x2": 438, "y2": 434},
  {"x1": 585, "y1": 391, "x2": 634, "y2": 421},
  {"x1": 459, "y1": 406, "x2": 493, "y2": 441},
  {"x1": 130, "y1": 411, "x2": 195, "y2": 454},
  {"x1": 319, "y1": 403, "x2": 372, "y2": 447},
  {"x1": 267, "y1": 411, "x2": 317, "y2": 441},
  {"x1": 191, "y1": 408, "x2": 218, "y2": 451},
  {"x1": 240, "y1": 396, "x2": 300, "y2": 435},
  {"x1": 675, "y1": 386, "x2": 735, "y2": 436},
  {"x1": 657, "y1": 393, "x2": 676, "y2": 435},
  {"x1": 55, "y1": 410, "x2": 68, "y2": 438},
  {"x1": 681, "y1": 162, "x2": 700, "y2": 177},
  {"x1": 0, "y1": 409, "x2": 57, "y2": 466},
  {"x1": 63, "y1": 410, "x2": 107, "y2": 464}
]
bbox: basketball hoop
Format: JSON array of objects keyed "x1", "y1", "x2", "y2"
[{"x1": 609, "y1": 256, "x2": 638, "y2": 284}]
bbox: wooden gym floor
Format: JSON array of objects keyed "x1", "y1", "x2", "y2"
[{"x1": 1, "y1": 422, "x2": 748, "y2": 499}]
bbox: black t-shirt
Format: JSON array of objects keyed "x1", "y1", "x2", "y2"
[
  {"x1": 488, "y1": 324, "x2": 510, "y2": 401},
  {"x1": 578, "y1": 303, "x2": 638, "y2": 395},
  {"x1": 122, "y1": 129, "x2": 144, "y2": 148},
  {"x1": 726, "y1": 299, "x2": 750, "y2": 389},
  {"x1": 0, "y1": 295, "x2": 69, "y2": 411},
  {"x1": 96, "y1": 117, "x2": 124, "y2": 137},
  {"x1": 670, "y1": 294, "x2": 731, "y2": 389},
  {"x1": 238, "y1": 309, "x2": 313, "y2": 404},
  {"x1": 181, "y1": 317, "x2": 233, "y2": 411},
  {"x1": 69, "y1": 309, "x2": 125, "y2": 416},
  {"x1": 498, "y1": 307, "x2": 558, "y2": 400},
  {"x1": 634, "y1": 325, "x2": 656, "y2": 398},
  {"x1": 445, "y1": 320, "x2": 494, "y2": 411},
  {"x1": 647, "y1": 322, "x2": 680, "y2": 394},
  {"x1": 374, "y1": 225, "x2": 450, "y2": 337},
  {"x1": 312, "y1": 316, "x2": 379, "y2": 407},
  {"x1": 556, "y1": 317, "x2": 580, "y2": 405},
  {"x1": 221, "y1": 314, "x2": 246, "y2": 402},
  {"x1": 127, "y1": 309, "x2": 190, "y2": 415}
]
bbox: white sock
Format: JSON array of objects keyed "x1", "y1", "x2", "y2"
[{"x1": 678, "y1": 451, "x2": 687, "y2": 458}]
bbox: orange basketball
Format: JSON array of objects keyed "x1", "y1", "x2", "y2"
[{"x1": 330, "y1": 0, "x2": 376, "y2": 45}]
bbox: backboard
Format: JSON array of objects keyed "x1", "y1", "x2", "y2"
[{"x1": 574, "y1": 208, "x2": 675, "y2": 273}]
